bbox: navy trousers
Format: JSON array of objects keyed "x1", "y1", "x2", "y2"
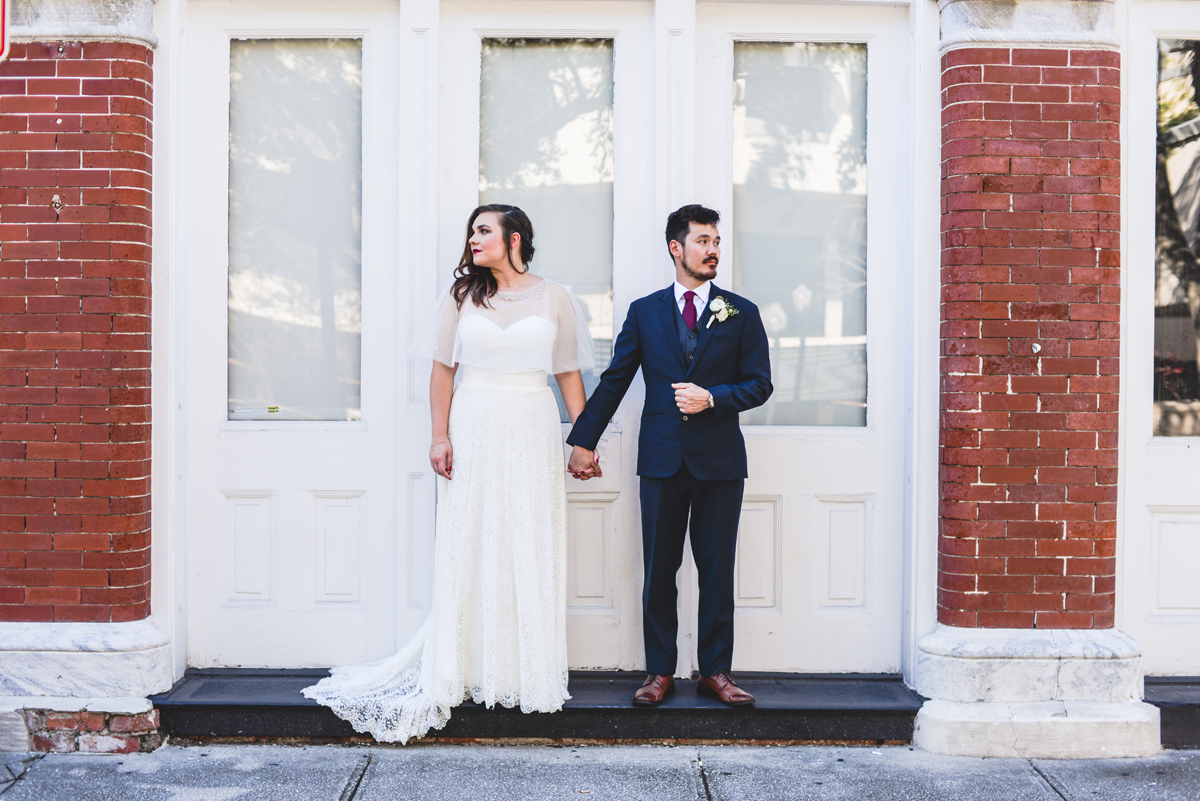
[{"x1": 639, "y1": 463, "x2": 744, "y2": 677}]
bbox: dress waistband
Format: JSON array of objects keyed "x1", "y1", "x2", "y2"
[{"x1": 459, "y1": 368, "x2": 548, "y2": 388}]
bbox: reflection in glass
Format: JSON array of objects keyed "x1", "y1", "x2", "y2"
[
  {"x1": 479, "y1": 39, "x2": 614, "y2": 421},
  {"x1": 227, "y1": 39, "x2": 362, "y2": 421},
  {"x1": 1156, "y1": 40, "x2": 1200, "y2": 436},
  {"x1": 732, "y1": 42, "x2": 867, "y2": 426}
]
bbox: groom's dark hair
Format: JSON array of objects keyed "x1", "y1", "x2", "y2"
[{"x1": 665, "y1": 204, "x2": 720, "y2": 252}]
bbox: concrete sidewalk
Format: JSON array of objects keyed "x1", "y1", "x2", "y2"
[{"x1": 1, "y1": 744, "x2": 1196, "y2": 800}]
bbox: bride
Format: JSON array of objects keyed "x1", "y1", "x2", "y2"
[{"x1": 303, "y1": 204, "x2": 596, "y2": 743}]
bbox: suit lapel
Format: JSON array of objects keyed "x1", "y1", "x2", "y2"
[
  {"x1": 656, "y1": 289, "x2": 687, "y2": 370},
  {"x1": 687, "y1": 285, "x2": 721, "y2": 376}
]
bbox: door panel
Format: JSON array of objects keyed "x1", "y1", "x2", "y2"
[
  {"x1": 440, "y1": 2, "x2": 656, "y2": 670},
  {"x1": 696, "y1": 3, "x2": 910, "y2": 672},
  {"x1": 1122, "y1": 2, "x2": 1200, "y2": 674},
  {"x1": 185, "y1": 1, "x2": 402, "y2": 667}
]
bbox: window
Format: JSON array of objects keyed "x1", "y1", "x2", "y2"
[
  {"x1": 732, "y1": 42, "x2": 868, "y2": 426},
  {"x1": 227, "y1": 39, "x2": 363, "y2": 421},
  {"x1": 479, "y1": 38, "x2": 615, "y2": 420},
  {"x1": 1155, "y1": 39, "x2": 1200, "y2": 436}
]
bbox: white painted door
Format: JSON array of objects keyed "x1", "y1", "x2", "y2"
[
  {"x1": 184, "y1": 1, "x2": 410, "y2": 667},
  {"x1": 1121, "y1": 0, "x2": 1200, "y2": 674},
  {"x1": 692, "y1": 3, "x2": 912, "y2": 673},
  {"x1": 438, "y1": 1, "x2": 658, "y2": 670}
]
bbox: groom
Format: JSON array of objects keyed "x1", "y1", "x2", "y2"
[{"x1": 567, "y1": 204, "x2": 772, "y2": 707}]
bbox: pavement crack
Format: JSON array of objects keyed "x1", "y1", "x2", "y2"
[
  {"x1": 337, "y1": 753, "x2": 372, "y2": 801},
  {"x1": 1029, "y1": 760, "x2": 1070, "y2": 801},
  {"x1": 696, "y1": 749, "x2": 714, "y2": 801},
  {"x1": 1, "y1": 755, "x2": 44, "y2": 797}
]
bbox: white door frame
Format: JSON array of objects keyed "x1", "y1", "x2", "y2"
[
  {"x1": 1119, "y1": 0, "x2": 1200, "y2": 673},
  {"x1": 693, "y1": 2, "x2": 914, "y2": 672},
  {"x1": 159, "y1": 0, "x2": 409, "y2": 668}
]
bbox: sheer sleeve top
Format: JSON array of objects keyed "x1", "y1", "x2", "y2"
[{"x1": 430, "y1": 278, "x2": 595, "y2": 376}]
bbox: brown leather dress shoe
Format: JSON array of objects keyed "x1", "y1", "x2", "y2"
[
  {"x1": 697, "y1": 670, "x2": 755, "y2": 706},
  {"x1": 632, "y1": 674, "x2": 675, "y2": 706}
]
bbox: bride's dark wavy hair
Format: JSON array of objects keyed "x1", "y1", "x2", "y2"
[{"x1": 452, "y1": 204, "x2": 536, "y2": 310}]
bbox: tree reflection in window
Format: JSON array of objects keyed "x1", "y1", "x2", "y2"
[
  {"x1": 732, "y1": 42, "x2": 868, "y2": 426},
  {"x1": 227, "y1": 39, "x2": 363, "y2": 421},
  {"x1": 1156, "y1": 40, "x2": 1200, "y2": 436},
  {"x1": 479, "y1": 39, "x2": 614, "y2": 422}
]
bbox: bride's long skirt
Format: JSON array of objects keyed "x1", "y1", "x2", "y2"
[{"x1": 302, "y1": 372, "x2": 570, "y2": 743}]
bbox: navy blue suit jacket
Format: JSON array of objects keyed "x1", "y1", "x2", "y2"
[{"x1": 567, "y1": 285, "x2": 773, "y2": 481}]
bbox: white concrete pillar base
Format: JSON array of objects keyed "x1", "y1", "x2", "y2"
[
  {"x1": 914, "y1": 699, "x2": 1161, "y2": 758},
  {"x1": 0, "y1": 622, "x2": 172, "y2": 699},
  {"x1": 915, "y1": 625, "x2": 1144, "y2": 704},
  {"x1": 912, "y1": 625, "x2": 1160, "y2": 756}
]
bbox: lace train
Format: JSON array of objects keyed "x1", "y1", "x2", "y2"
[{"x1": 303, "y1": 379, "x2": 571, "y2": 743}]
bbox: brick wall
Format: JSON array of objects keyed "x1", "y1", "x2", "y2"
[
  {"x1": 21, "y1": 708, "x2": 162, "y2": 754},
  {"x1": 938, "y1": 47, "x2": 1120, "y2": 629},
  {"x1": 0, "y1": 42, "x2": 153, "y2": 623}
]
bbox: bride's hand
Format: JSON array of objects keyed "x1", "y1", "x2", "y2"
[{"x1": 430, "y1": 438, "x2": 453, "y2": 479}]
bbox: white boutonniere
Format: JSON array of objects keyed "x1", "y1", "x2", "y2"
[{"x1": 706, "y1": 296, "x2": 739, "y2": 329}]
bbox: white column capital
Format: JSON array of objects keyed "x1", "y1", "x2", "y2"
[
  {"x1": 939, "y1": 0, "x2": 1118, "y2": 52},
  {"x1": 11, "y1": 0, "x2": 157, "y2": 47}
]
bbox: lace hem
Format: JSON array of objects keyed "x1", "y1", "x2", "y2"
[{"x1": 303, "y1": 381, "x2": 571, "y2": 744}]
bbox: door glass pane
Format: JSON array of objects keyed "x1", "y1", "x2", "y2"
[
  {"x1": 1156, "y1": 39, "x2": 1200, "y2": 437},
  {"x1": 732, "y1": 42, "x2": 867, "y2": 426},
  {"x1": 227, "y1": 39, "x2": 363, "y2": 421},
  {"x1": 479, "y1": 38, "x2": 614, "y2": 421}
]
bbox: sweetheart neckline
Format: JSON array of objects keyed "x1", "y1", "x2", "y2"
[{"x1": 458, "y1": 314, "x2": 556, "y2": 333}]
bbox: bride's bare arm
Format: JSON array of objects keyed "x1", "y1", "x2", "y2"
[
  {"x1": 557, "y1": 370, "x2": 601, "y2": 479},
  {"x1": 429, "y1": 361, "x2": 457, "y2": 479},
  {"x1": 555, "y1": 369, "x2": 587, "y2": 424}
]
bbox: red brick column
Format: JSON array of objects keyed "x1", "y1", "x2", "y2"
[
  {"x1": 0, "y1": 42, "x2": 153, "y2": 623},
  {"x1": 938, "y1": 47, "x2": 1120, "y2": 629}
]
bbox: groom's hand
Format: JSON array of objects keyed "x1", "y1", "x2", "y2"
[
  {"x1": 568, "y1": 445, "x2": 601, "y2": 480},
  {"x1": 672, "y1": 383, "x2": 712, "y2": 414}
]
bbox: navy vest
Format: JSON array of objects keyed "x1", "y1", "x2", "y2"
[{"x1": 673, "y1": 294, "x2": 703, "y2": 364}]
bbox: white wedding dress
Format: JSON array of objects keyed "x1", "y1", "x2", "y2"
[{"x1": 302, "y1": 278, "x2": 593, "y2": 743}]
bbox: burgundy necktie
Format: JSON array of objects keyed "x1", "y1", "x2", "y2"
[{"x1": 683, "y1": 290, "x2": 697, "y2": 330}]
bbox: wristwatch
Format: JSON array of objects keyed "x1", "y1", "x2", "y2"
[{"x1": 707, "y1": 393, "x2": 715, "y2": 409}]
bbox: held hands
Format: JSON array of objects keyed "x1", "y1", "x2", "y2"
[
  {"x1": 430, "y1": 438, "x2": 453, "y2": 479},
  {"x1": 568, "y1": 445, "x2": 602, "y2": 481},
  {"x1": 672, "y1": 383, "x2": 712, "y2": 414}
]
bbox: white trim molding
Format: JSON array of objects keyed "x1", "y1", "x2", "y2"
[
  {"x1": 11, "y1": 0, "x2": 157, "y2": 47},
  {"x1": 912, "y1": 625, "x2": 1160, "y2": 757},
  {"x1": 0, "y1": 621, "x2": 173, "y2": 698},
  {"x1": 939, "y1": 0, "x2": 1119, "y2": 51}
]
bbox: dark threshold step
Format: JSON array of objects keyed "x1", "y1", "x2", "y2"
[
  {"x1": 1146, "y1": 676, "x2": 1200, "y2": 749},
  {"x1": 151, "y1": 670, "x2": 926, "y2": 744}
]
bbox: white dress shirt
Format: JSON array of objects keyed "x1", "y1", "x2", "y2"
[{"x1": 673, "y1": 280, "x2": 711, "y2": 321}]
